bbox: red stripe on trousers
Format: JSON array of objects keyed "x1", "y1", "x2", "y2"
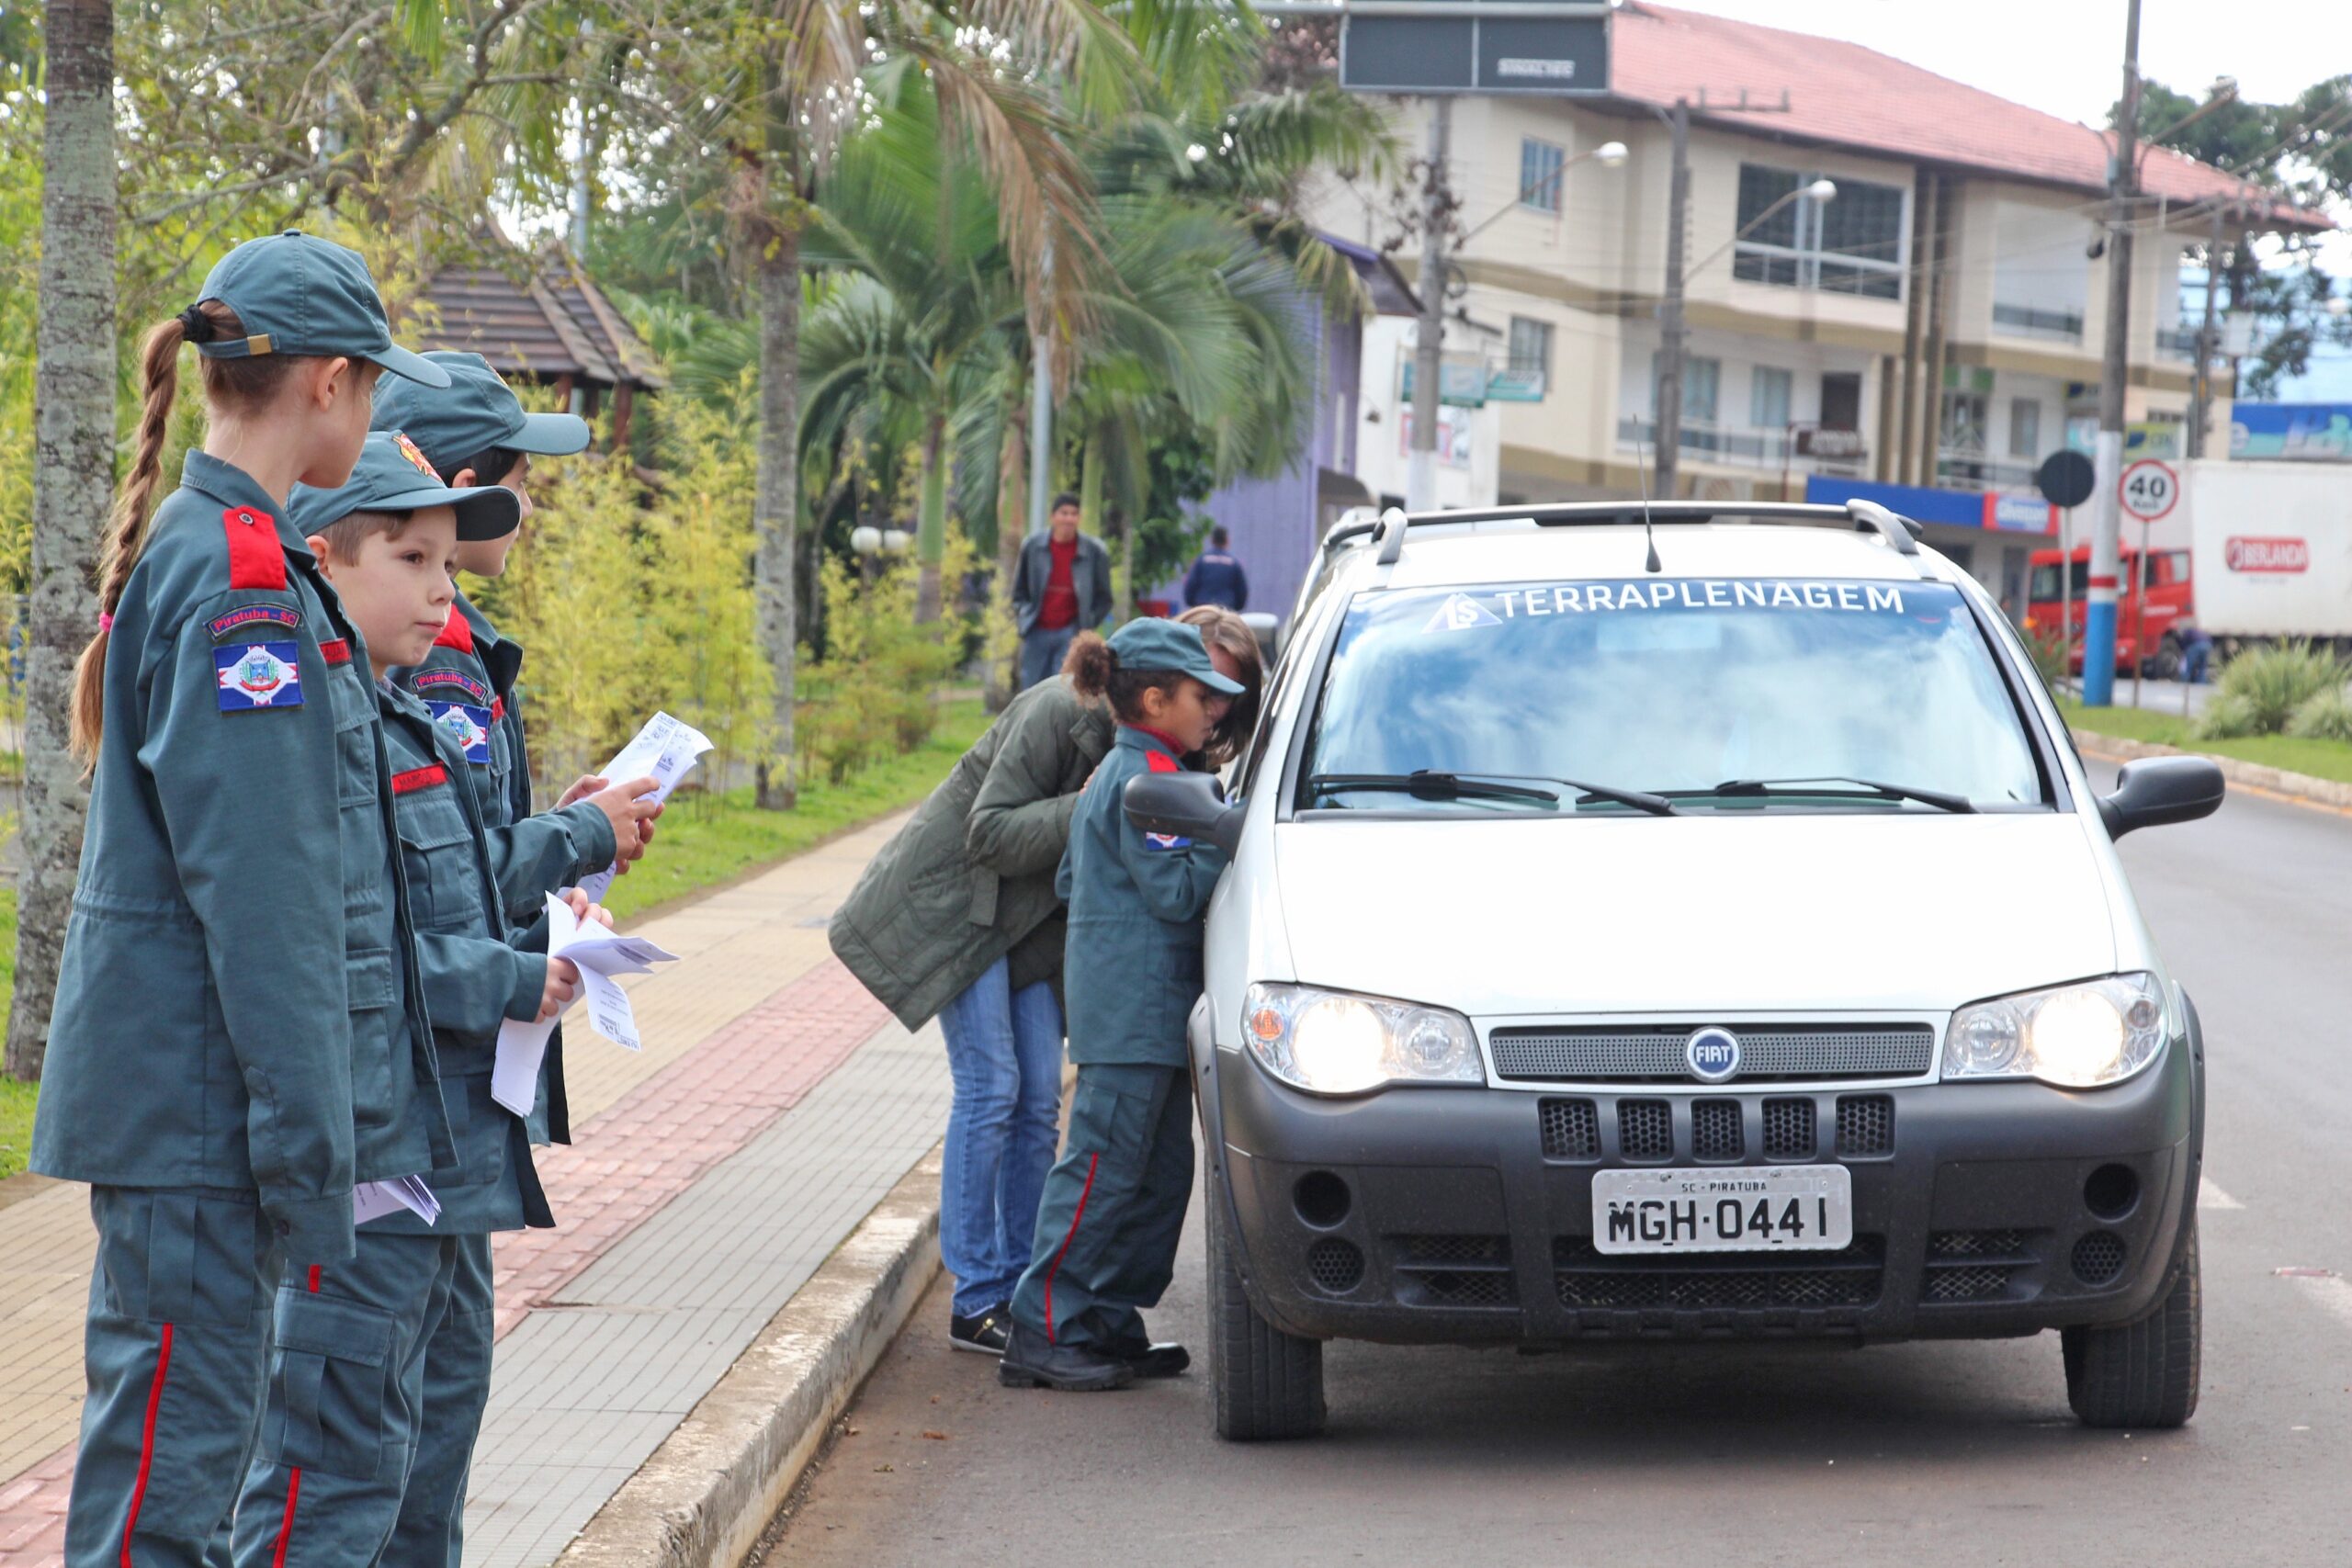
[
  {"x1": 1039, "y1": 1152, "x2": 1102, "y2": 1346},
  {"x1": 119, "y1": 1322, "x2": 174, "y2": 1567},
  {"x1": 270, "y1": 1470, "x2": 302, "y2": 1568}
]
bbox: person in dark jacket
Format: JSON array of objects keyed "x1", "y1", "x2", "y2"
[
  {"x1": 1181, "y1": 526, "x2": 1249, "y2": 612},
  {"x1": 999, "y1": 619, "x2": 1245, "y2": 1393},
  {"x1": 1011, "y1": 494, "x2": 1113, "y2": 691},
  {"x1": 830, "y1": 670, "x2": 1115, "y2": 1352}
]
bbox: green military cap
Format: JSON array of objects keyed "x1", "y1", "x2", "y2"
[
  {"x1": 290, "y1": 431, "x2": 523, "y2": 542},
  {"x1": 371, "y1": 350, "x2": 591, "y2": 475},
  {"x1": 1108, "y1": 617, "x2": 1245, "y2": 694},
  {"x1": 190, "y1": 232, "x2": 450, "y2": 387}
]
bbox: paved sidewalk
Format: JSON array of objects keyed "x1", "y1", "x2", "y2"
[{"x1": 0, "y1": 812, "x2": 951, "y2": 1566}]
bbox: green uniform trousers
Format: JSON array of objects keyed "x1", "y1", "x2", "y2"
[
  {"x1": 1012, "y1": 1064, "x2": 1194, "y2": 1350},
  {"x1": 382, "y1": 1232, "x2": 496, "y2": 1566}
]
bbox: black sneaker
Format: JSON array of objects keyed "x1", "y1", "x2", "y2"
[
  {"x1": 950, "y1": 1304, "x2": 1012, "y2": 1355},
  {"x1": 997, "y1": 1321, "x2": 1136, "y2": 1392}
]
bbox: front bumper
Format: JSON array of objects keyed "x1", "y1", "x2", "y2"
[{"x1": 1208, "y1": 1023, "x2": 2200, "y2": 1347}]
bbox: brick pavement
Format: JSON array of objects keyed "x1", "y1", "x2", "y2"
[{"x1": 0, "y1": 813, "x2": 933, "y2": 1567}]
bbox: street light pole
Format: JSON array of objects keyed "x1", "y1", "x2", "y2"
[
  {"x1": 1408, "y1": 97, "x2": 1453, "y2": 513},
  {"x1": 2189, "y1": 201, "x2": 2225, "y2": 461},
  {"x1": 2084, "y1": 0, "x2": 2143, "y2": 707},
  {"x1": 1654, "y1": 98, "x2": 1690, "y2": 500},
  {"x1": 1027, "y1": 241, "x2": 1055, "y2": 541}
]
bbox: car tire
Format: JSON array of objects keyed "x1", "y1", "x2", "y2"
[
  {"x1": 1208, "y1": 1187, "x2": 1326, "y2": 1441},
  {"x1": 2062, "y1": 1223, "x2": 2200, "y2": 1429}
]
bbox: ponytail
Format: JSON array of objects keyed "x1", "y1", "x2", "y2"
[
  {"x1": 1063, "y1": 630, "x2": 1114, "y2": 698},
  {"x1": 71, "y1": 301, "x2": 288, "y2": 766}
]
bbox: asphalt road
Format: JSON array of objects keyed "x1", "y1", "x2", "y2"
[{"x1": 764, "y1": 765, "x2": 2352, "y2": 1567}]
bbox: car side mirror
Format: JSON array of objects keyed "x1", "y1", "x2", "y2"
[
  {"x1": 2098, "y1": 756, "x2": 2224, "y2": 840},
  {"x1": 1124, "y1": 771, "x2": 1245, "y2": 856}
]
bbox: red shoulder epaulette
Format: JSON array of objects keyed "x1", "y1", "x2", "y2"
[
  {"x1": 1145, "y1": 750, "x2": 1179, "y2": 774},
  {"x1": 433, "y1": 612, "x2": 475, "y2": 653},
  {"x1": 221, "y1": 507, "x2": 287, "y2": 591}
]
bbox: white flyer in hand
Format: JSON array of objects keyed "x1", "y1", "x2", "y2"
[
  {"x1": 492, "y1": 893, "x2": 683, "y2": 1116},
  {"x1": 574, "y1": 712, "x2": 715, "y2": 903},
  {"x1": 353, "y1": 1175, "x2": 440, "y2": 1228}
]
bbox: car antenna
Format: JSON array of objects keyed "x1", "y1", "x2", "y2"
[{"x1": 1634, "y1": 424, "x2": 1664, "y2": 573}]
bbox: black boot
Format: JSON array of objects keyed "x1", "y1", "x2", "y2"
[
  {"x1": 1109, "y1": 1339, "x2": 1191, "y2": 1379},
  {"x1": 997, "y1": 1321, "x2": 1136, "y2": 1392}
]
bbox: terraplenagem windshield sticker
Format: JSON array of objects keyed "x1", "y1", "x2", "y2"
[{"x1": 1420, "y1": 579, "x2": 1910, "y2": 633}]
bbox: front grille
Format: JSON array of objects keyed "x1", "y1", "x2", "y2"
[
  {"x1": 2072, "y1": 1231, "x2": 2126, "y2": 1285},
  {"x1": 1539, "y1": 1098, "x2": 1600, "y2": 1161},
  {"x1": 1306, "y1": 1237, "x2": 1363, "y2": 1294},
  {"x1": 1407, "y1": 1269, "x2": 1517, "y2": 1308},
  {"x1": 1552, "y1": 1235, "x2": 1883, "y2": 1315},
  {"x1": 1491, "y1": 1023, "x2": 1935, "y2": 1082},
  {"x1": 1836, "y1": 1095, "x2": 1894, "y2": 1158},
  {"x1": 1390, "y1": 1235, "x2": 1515, "y2": 1310},
  {"x1": 1930, "y1": 1229, "x2": 2027, "y2": 1258},
  {"x1": 1691, "y1": 1099, "x2": 1743, "y2": 1162},
  {"x1": 1618, "y1": 1100, "x2": 1673, "y2": 1161},
  {"x1": 1388, "y1": 1234, "x2": 1509, "y2": 1267},
  {"x1": 1762, "y1": 1098, "x2": 1816, "y2": 1160},
  {"x1": 1922, "y1": 1230, "x2": 2035, "y2": 1304},
  {"x1": 1925, "y1": 1265, "x2": 2012, "y2": 1302}
]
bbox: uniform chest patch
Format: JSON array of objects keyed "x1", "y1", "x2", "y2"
[
  {"x1": 413, "y1": 668, "x2": 490, "y2": 705},
  {"x1": 215, "y1": 643, "x2": 303, "y2": 710},
  {"x1": 1142, "y1": 831, "x2": 1192, "y2": 852},
  {"x1": 431, "y1": 701, "x2": 494, "y2": 764},
  {"x1": 208, "y1": 603, "x2": 300, "y2": 641}
]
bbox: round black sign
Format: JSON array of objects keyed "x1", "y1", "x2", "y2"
[{"x1": 2036, "y1": 449, "x2": 2096, "y2": 510}]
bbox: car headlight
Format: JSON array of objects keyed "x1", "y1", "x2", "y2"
[
  {"x1": 1239, "y1": 982, "x2": 1482, "y2": 1095},
  {"x1": 1942, "y1": 973, "x2": 2168, "y2": 1089}
]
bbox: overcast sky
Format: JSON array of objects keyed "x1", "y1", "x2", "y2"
[{"x1": 1656, "y1": 0, "x2": 2352, "y2": 398}]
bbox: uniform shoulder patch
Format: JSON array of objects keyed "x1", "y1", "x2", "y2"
[
  {"x1": 390, "y1": 763, "x2": 448, "y2": 795},
  {"x1": 1142, "y1": 830, "x2": 1193, "y2": 852},
  {"x1": 220, "y1": 508, "x2": 287, "y2": 592},
  {"x1": 412, "y1": 667, "x2": 490, "y2": 705},
  {"x1": 432, "y1": 613, "x2": 475, "y2": 654},
  {"x1": 215, "y1": 643, "x2": 303, "y2": 710},
  {"x1": 208, "y1": 603, "x2": 300, "y2": 641},
  {"x1": 1144, "y1": 749, "x2": 1180, "y2": 774},
  {"x1": 428, "y1": 701, "x2": 494, "y2": 765}
]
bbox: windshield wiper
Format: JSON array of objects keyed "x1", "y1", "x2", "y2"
[
  {"x1": 1306, "y1": 771, "x2": 1679, "y2": 817},
  {"x1": 1676, "y1": 775, "x2": 1977, "y2": 814}
]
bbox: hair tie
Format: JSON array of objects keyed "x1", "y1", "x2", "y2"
[
  {"x1": 97, "y1": 612, "x2": 114, "y2": 633},
  {"x1": 176, "y1": 305, "x2": 214, "y2": 344}
]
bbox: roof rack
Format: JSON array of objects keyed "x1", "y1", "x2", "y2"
[{"x1": 1331, "y1": 499, "x2": 1922, "y2": 561}]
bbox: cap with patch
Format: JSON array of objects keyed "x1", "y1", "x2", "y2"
[
  {"x1": 192, "y1": 232, "x2": 450, "y2": 387},
  {"x1": 288, "y1": 431, "x2": 523, "y2": 543},
  {"x1": 371, "y1": 350, "x2": 591, "y2": 475},
  {"x1": 1107, "y1": 617, "x2": 1245, "y2": 694}
]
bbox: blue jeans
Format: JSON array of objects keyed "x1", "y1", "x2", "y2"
[
  {"x1": 938, "y1": 956, "x2": 1065, "y2": 1316},
  {"x1": 1019, "y1": 625, "x2": 1077, "y2": 692}
]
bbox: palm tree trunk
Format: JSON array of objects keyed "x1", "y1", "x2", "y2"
[
  {"x1": 913, "y1": 407, "x2": 948, "y2": 625},
  {"x1": 8, "y1": 0, "x2": 118, "y2": 1082},
  {"x1": 987, "y1": 394, "x2": 1028, "y2": 708},
  {"x1": 750, "y1": 65, "x2": 799, "y2": 811}
]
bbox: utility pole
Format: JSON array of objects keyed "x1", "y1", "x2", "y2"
[
  {"x1": 1655, "y1": 98, "x2": 1692, "y2": 499},
  {"x1": 2188, "y1": 202, "x2": 2224, "y2": 461},
  {"x1": 2084, "y1": 0, "x2": 2142, "y2": 707},
  {"x1": 1408, "y1": 98, "x2": 1454, "y2": 513}
]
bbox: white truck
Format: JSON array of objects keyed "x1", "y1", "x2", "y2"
[{"x1": 2185, "y1": 462, "x2": 2352, "y2": 655}]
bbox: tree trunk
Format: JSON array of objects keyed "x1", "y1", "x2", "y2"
[
  {"x1": 913, "y1": 407, "x2": 948, "y2": 625},
  {"x1": 987, "y1": 395, "x2": 1027, "y2": 709},
  {"x1": 8, "y1": 0, "x2": 118, "y2": 1082},
  {"x1": 750, "y1": 71, "x2": 800, "y2": 812}
]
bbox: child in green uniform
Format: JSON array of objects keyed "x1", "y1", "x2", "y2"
[
  {"x1": 33, "y1": 233, "x2": 457, "y2": 1568},
  {"x1": 1000, "y1": 619, "x2": 1243, "y2": 1393}
]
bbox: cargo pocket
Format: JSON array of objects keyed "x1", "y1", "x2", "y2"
[
  {"x1": 395, "y1": 789, "x2": 481, "y2": 932},
  {"x1": 270, "y1": 1288, "x2": 392, "y2": 1481},
  {"x1": 345, "y1": 949, "x2": 397, "y2": 1128},
  {"x1": 1067, "y1": 1074, "x2": 1155, "y2": 1163}
]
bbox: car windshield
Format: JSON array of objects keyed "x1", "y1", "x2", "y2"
[{"x1": 1297, "y1": 576, "x2": 2046, "y2": 814}]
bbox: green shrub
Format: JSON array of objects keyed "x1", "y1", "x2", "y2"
[
  {"x1": 2019, "y1": 623, "x2": 2071, "y2": 689},
  {"x1": 2288, "y1": 683, "x2": 2352, "y2": 742},
  {"x1": 2196, "y1": 640, "x2": 2343, "y2": 739},
  {"x1": 797, "y1": 534, "x2": 974, "y2": 784}
]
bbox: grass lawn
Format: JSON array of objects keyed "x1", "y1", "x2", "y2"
[
  {"x1": 600, "y1": 696, "x2": 989, "y2": 921},
  {"x1": 2057, "y1": 696, "x2": 2352, "y2": 787},
  {"x1": 0, "y1": 886, "x2": 28, "y2": 1180}
]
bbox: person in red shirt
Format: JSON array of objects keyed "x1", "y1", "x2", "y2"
[{"x1": 1013, "y1": 493, "x2": 1113, "y2": 690}]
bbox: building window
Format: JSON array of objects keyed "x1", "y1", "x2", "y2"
[
  {"x1": 1653, "y1": 354, "x2": 1720, "y2": 424},
  {"x1": 1750, "y1": 367, "x2": 1792, "y2": 431},
  {"x1": 1732, "y1": 164, "x2": 1906, "y2": 300},
  {"x1": 1519, "y1": 139, "x2": 1566, "y2": 213},
  {"x1": 2008, "y1": 399, "x2": 2042, "y2": 459},
  {"x1": 1508, "y1": 317, "x2": 1554, "y2": 378}
]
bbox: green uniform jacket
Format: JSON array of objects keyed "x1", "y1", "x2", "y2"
[
  {"x1": 830, "y1": 677, "x2": 1114, "y2": 1031},
  {"x1": 1054, "y1": 726, "x2": 1230, "y2": 1066},
  {"x1": 391, "y1": 591, "x2": 609, "y2": 1146},
  {"x1": 32, "y1": 453, "x2": 451, "y2": 1263},
  {"x1": 373, "y1": 682, "x2": 556, "y2": 1233}
]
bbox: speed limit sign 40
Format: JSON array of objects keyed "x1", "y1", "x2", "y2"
[{"x1": 2120, "y1": 459, "x2": 2179, "y2": 522}]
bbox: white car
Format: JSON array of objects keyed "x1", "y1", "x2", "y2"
[{"x1": 1125, "y1": 501, "x2": 2225, "y2": 1441}]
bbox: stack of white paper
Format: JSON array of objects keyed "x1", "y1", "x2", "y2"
[
  {"x1": 491, "y1": 892, "x2": 682, "y2": 1117},
  {"x1": 354, "y1": 1174, "x2": 441, "y2": 1227},
  {"x1": 574, "y1": 712, "x2": 714, "y2": 904}
]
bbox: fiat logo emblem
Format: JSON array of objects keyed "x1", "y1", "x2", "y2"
[{"x1": 1686, "y1": 1027, "x2": 1741, "y2": 1083}]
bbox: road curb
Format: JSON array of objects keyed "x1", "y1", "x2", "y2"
[
  {"x1": 549, "y1": 1142, "x2": 944, "y2": 1568},
  {"x1": 2070, "y1": 727, "x2": 2352, "y2": 812}
]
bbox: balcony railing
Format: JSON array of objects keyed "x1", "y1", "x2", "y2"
[
  {"x1": 2155, "y1": 327, "x2": 2202, "y2": 364},
  {"x1": 1618, "y1": 415, "x2": 1867, "y2": 473},
  {"x1": 1936, "y1": 453, "x2": 2040, "y2": 490},
  {"x1": 1992, "y1": 301, "x2": 2085, "y2": 342}
]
